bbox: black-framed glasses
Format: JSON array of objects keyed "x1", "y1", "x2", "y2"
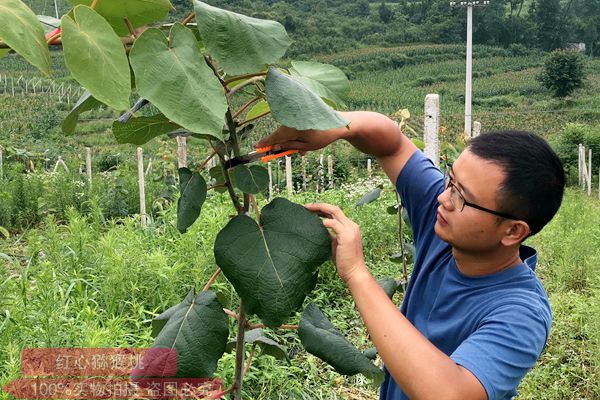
[{"x1": 443, "y1": 164, "x2": 523, "y2": 221}]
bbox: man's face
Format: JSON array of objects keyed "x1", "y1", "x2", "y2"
[{"x1": 435, "y1": 149, "x2": 509, "y2": 252}]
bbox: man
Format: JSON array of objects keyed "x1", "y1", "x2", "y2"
[{"x1": 256, "y1": 111, "x2": 565, "y2": 400}]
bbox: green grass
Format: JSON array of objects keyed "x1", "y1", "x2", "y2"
[{"x1": 1, "y1": 187, "x2": 598, "y2": 399}]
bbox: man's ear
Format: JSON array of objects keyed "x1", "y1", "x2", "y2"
[{"x1": 500, "y1": 220, "x2": 530, "y2": 246}]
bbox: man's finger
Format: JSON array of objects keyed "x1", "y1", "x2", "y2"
[
  {"x1": 322, "y1": 218, "x2": 344, "y2": 235},
  {"x1": 305, "y1": 203, "x2": 352, "y2": 224}
]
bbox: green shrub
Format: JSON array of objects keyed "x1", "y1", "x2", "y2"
[
  {"x1": 550, "y1": 123, "x2": 600, "y2": 184},
  {"x1": 538, "y1": 50, "x2": 587, "y2": 98}
]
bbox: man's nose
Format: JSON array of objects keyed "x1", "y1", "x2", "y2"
[{"x1": 437, "y1": 186, "x2": 454, "y2": 210}]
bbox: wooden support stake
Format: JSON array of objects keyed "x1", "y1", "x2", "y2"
[
  {"x1": 472, "y1": 121, "x2": 481, "y2": 138},
  {"x1": 0, "y1": 145, "x2": 3, "y2": 180},
  {"x1": 327, "y1": 155, "x2": 333, "y2": 189},
  {"x1": 578, "y1": 144, "x2": 582, "y2": 187},
  {"x1": 424, "y1": 94, "x2": 440, "y2": 167},
  {"x1": 176, "y1": 136, "x2": 188, "y2": 168},
  {"x1": 145, "y1": 157, "x2": 153, "y2": 176},
  {"x1": 588, "y1": 149, "x2": 592, "y2": 196},
  {"x1": 267, "y1": 162, "x2": 273, "y2": 201},
  {"x1": 367, "y1": 158, "x2": 372, "y2": 180},
  {"x1": 318, "y1": 153, "x2": 324, "y2": 193},
  {"x1": 301, "y1": 156, "x2": 307, "y2": 193},
  {"x1": 285, "y1": 155, "x2": 293, "y2": 196},
  {"x1": 85, "y1": 147, "x2": 92, "y2": 189},
  {"x1": 137, "y1": 148, "x2": 147, "y2": 227}
]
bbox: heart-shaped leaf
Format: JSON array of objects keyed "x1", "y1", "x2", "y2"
[
  {"x1": 214, "y1": 198, "x2": 331, "y2": 327},
  {"x1": 152, "y1": 290, "x2": 229, "y2": 378},
  {"x1": 377, "y1": 277, "x2": 402, "y2": 299},
  {"x1": 299, "y1": 303, "x2": 384, "y2": 385},
  {"x1": 0, "y1": 0, "x2": 50, "y2": 75},
  {"x1": 62, "y1": 91, "x2": 103, "y2": 135},
  {"x1": 209, "y1": 166, "x2": 233, "y2": 193},
  {"x1": 129, "y1": 23, "x2": 228, "y2": 140},
  {"x1": 289, "y1": 61, "x2": 349, "y2": 109},
  {"x1": 69, "y1": 0, "x2": 172, "y2": 36},
  {"x1": 244, "y1": 99, "x2": 270, "y2": 123},
  {"x1": 61, "y1": 6, "x2": 131, "y2": 110},
  {"x1": 265, "y1": 67, "x2": 350, "y2": 131},
  {"x1": 356, "y1": 186, "x2": 383, "y2": 206},
  {"x1": 232, "y1": 165, "x2": 269, "y2": 194},
  {"x1": 225, "y1": 328, "x2": 290, "y2": 363},
  {"x1": 177, "y1": 168, "x2": 208, "y2": 234},
  {"x1": 113, "y1": 114, "x2": 181, "y2": 145},
  {"x1": 193, "y1": 0, "x2": 291, "y2": 75}
]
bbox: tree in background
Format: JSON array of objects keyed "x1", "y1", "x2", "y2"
[
  {"x1": 378, "y1": 2, "x2": 393, "y2": 23},
  {"x1": 538, "y1": 50, "x2": 586, "y2": 98},
  {"x1": 531, "y1": 0, "x2": 564, "y2": 51},
  {"x1": 573, "y1": 0, "x2": 600, "y2": 56}
]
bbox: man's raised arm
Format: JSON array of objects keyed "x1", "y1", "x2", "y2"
[{"x1": 256, "y1": 111, "x2": 418, "y2": 184}]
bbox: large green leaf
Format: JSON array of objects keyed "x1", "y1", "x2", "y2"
[
  {"x1": 244, "y1": 99, "x2": 270, "y2": 123},
  {"x1": 356, "y1": 185, "x2": 384, "y2": 206},
  {"x1": 214, "y1": 198, "x2": 331, "y2": 328},
  {"x1": 177, "y1": 168, "x2": 208, "y2": 234},
  {"x1": 112, "y1": 114, "x2": 181, "y2": 145},
  {"x1": 265, "y1": 67, "x2": 350, "y2": 131},
  {"x1": 129, "y1": 23, "x2": 227, "y2": 141},
  {"x1": 0, "y1": 49, "x2": 10, "y2": 59},
  {"x1": 377, "y1": 277, "x2": 402, "y2": 299},
  {"x1": 289, "y1": 61, "x2": 349, "y2": 109},
  {"x1": 37, "y1": 15, "x2": 60, "y2": 32},
  {"x1": 225, "y1": 328, "x2": 290, "y2": 363},
  {"x1": 193, "y1": 0, "x2": 291, "y2": 75},
  {"x1": 61, "y1": 6, "x2": 131, "y2": 110},
  {"x1": 0, "y1": 0, "x2": 50, "y2": 75},
  {"x1": 62, "y1": 91, "x2": 103, "y2": 135},
  {"x1": 70, "y1": 0, "x2": 172, "y2": 36},
  {"x1": 299, "y1": 303, "x2": 384, "y2": 385},
  {"x1": 209, "y1": 166, "x2": 233, "y2": 194},
  {"x1": 232, "y1": 165, "x2": 268, "y2": 194},
  {"x1": 152, "y1": 290, "x2": 229, "y2": 378}
]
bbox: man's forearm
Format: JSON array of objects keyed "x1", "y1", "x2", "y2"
[
  {"x1": 335, "y1": 111, "x2": 404, "y2": 158},
  {"x1": 346, "y1": 267, "x2": 485, "y2": 400}
]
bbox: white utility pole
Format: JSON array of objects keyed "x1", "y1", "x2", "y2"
[{"x1": 450, "y1": 1, "x2": 490, "y2": 139}]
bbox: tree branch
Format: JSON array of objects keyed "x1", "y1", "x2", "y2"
[
  {"x1": 238, "y1": 111, "x2": 270, "y2": 127},
  {"x1": 182, "y1": 12, "x2": 195, "y2": 26},
  {"x1": 233, "y1": 97, "x2": 261, "y2": 120},
  {"x1": 233, "y1": 301, "x2": 247, "y2": 400},
  {"x1": 224, "y1": 72, "x2": 267, "y2": 86},
  {"x1": 202, "y1": 268, "x2": 222, "y2": 292},
  {"x1": 227, "y1": 76, "x2": 264, "y2": 98}
]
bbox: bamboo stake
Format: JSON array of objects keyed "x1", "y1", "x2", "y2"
[
  {"x1": 285, "y1": 156, "x2": 293, "y2": 195},
  {"x1": 85, "y1": 147, "x2": 92, "y2": 189},
  {"x1": 137, "y1": 148, "x2": 147, "y2": 227}
]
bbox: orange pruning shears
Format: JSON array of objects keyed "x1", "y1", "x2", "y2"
[{"x1": 224, "y1": 146, "x2": 298, "y2": 169}]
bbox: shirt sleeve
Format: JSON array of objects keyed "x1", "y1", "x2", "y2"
[
  {"x1": 396, "y1": 150, "x2": 444, "y2": 250},
  {"x1": 450, "y1": 303, "x2": 551, "y2": 400}
]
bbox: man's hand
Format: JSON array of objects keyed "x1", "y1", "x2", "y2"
[
  {"x1": 304, "y1": 203, "x2": 368, "y2": 284},
  {"x1": 255, "y1": 125, "x2": 347, "y2": 154}
]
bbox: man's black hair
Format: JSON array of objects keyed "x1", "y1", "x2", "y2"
[{"x1": 467, "y1": 130, "x2": 565, "y2": 236}]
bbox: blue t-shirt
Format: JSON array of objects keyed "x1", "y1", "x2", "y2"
[{"x1": 379, "y1": 151, "x2": 552, "y2": 400}]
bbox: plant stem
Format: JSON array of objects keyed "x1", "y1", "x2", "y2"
[
  {"x1": 204, "y1": 56, "x2": 228, "y2": 92},
  {"x1": 181, "y1": 12, "x2": 195, "y2": 26},
  {"x1": 397, "y1": 192, "x2": 408, "y2": 292},
  {"x1": 224, "y1": 72, "x2": 267, "y2": 86},
  {"x1": 238, "y1": 111, "x2": 270, "y2": 128},
  {"x1": 124, "y1": 18, "x2": 136, "y2": 38},
  {"x1": 233, "y1": 97, "x2": 261, "y2": 120},
  {"x1": 227, "y1": 76, "x2": 264, "y2": 98},
  {"x1": 249, "y1": 195, "x2": 261, "y2": 221},
  {"x1": 202, "y1": 268, "x2": 222, "y2": 292},
  {"x1": 197, "y1": 151, "x2": 216, "y2": 171},
  {"x1": 248, "y1": 322, "x2": 299, "y2": 330},
  {"x1": 90, "y1": 0, "x2": 99, "y2": 9},
  {"x1": 233, "y1": 301, "x2": 247, "y2": 400},
  {"x1": 243, "y1": 345, "x2": 256, "y2": 375}
]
